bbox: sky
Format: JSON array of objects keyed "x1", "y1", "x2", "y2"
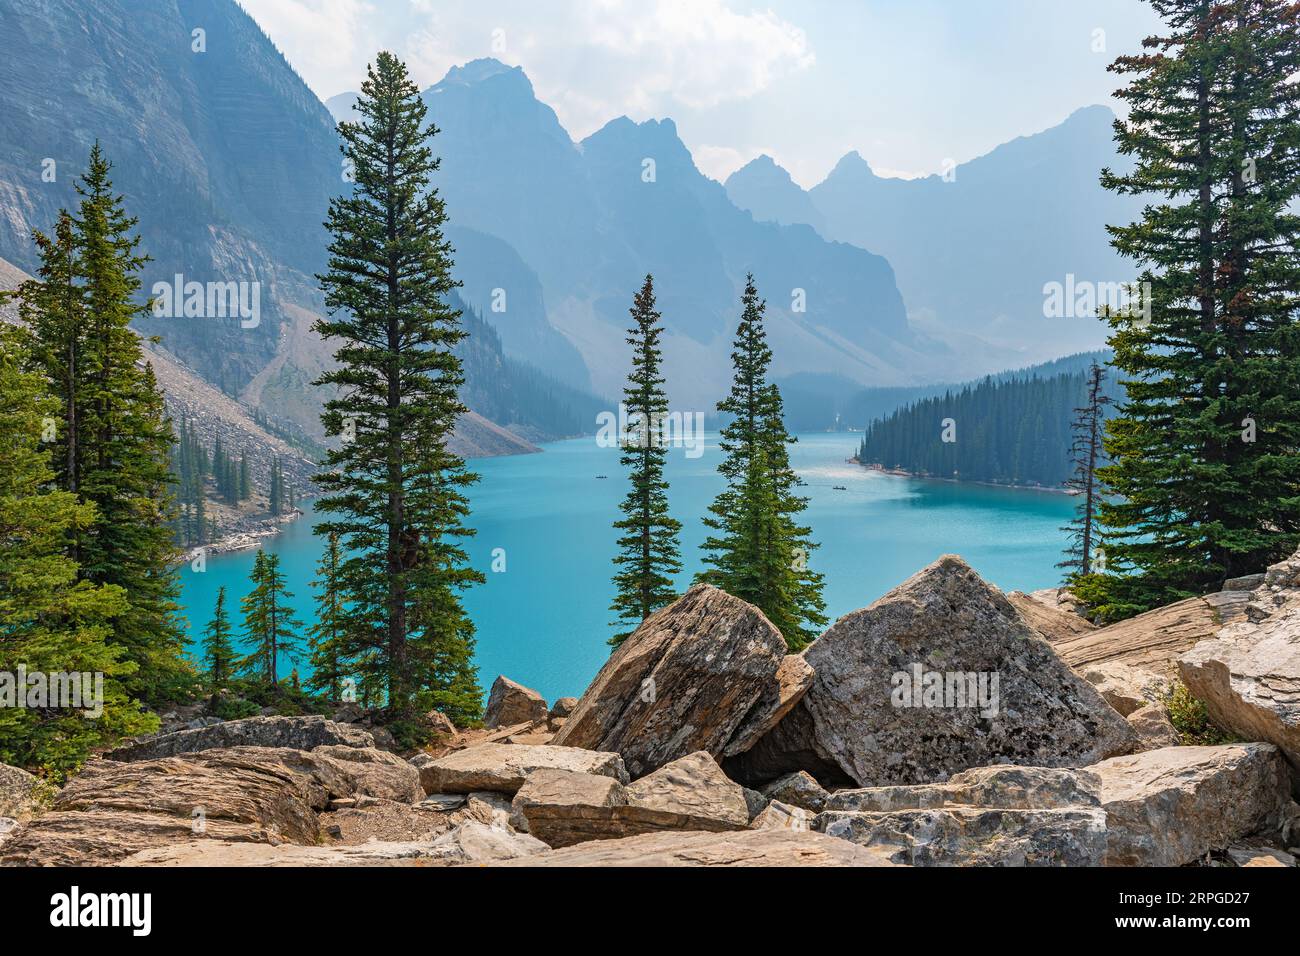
[{"x1": 240, "y1": 0, "x2": 1163, "y2": 186}]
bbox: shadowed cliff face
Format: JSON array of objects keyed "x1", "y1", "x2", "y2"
[{"x1": 0, "y1": 0, "x2": 343, "y2": 395}]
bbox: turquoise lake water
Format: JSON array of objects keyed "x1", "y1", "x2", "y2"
[{"x1": 177, "y1": 433, "x2": 1077, "y2": 703}]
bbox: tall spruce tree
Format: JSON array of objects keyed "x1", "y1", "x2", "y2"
[
  {"x1": 1059, "y1": 362, "x2": 1112, "y2": 579},
  {"x1": 1086, "y1": 0, "x2": 1300, "y2": 618},
  {"x1": 307, "y1": 533, "x2": 348, "y2": 700},
  {"x1": 608, "y1": 275, "x2": 683, "y2": 647},
  {"x1": 18, "y1": 144, "x2": 186, "y2": 703},
  {"x1": 0, "y1": 325, "x2": 155, "y2": 780},
  {"x1": 697, "y1": 275, "x2": 827, "y2": 650},
  {"x1": 202, "y1": 586, "x2": 237, "y2": 694},
  {"x1": 313, "y1": 52, "x2": 484, "y2": 733},
  {"x1": 238, "y1": 550, "x2": 302, "y2": 687}
]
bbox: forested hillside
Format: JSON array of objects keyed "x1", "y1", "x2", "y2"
[
  {"x1": 855, "y1": 369, "x2": 1122, "y2": 487},
  {"x1": 456, "y1": 304, "x2": 608, "y2": 442}
]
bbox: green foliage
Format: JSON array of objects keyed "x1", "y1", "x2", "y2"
[
  {"x1": 857, "y1": 371, "x2": 1114, "y2": 487},
  {"x1": 1164, "y1": 682, "x2": 1239, "y2": 746},
  {"x1": 0, "y1": 325, "x2": 156, "y2": 781},
  {"x1": 201, "y1": 586, "x2": 238, "y2": 694},
  {"x1": 609, "y1": 275, "x2": 683, "y2": 647},
  {"x1": 238, "y1": 550, "x2": 303, "y2": 687},
  {"x1": 697, "y1": 275, "x2": 826, "y2": 650},
  {"x1": 312, "y1": 51, "x2": 484, "y2": 728},
  {"x1": 307, "y1": 534, "x2": 348, "y2": 699},
  {"x1": 19, "y1": 143, "x2": 189, "y2": 705},
  {"x1": 1090, "y1": 0, "x2": 1300, "y2": 617}
]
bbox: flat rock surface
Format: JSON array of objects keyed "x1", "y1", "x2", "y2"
[
  {"x1": 486, "y1": 828, "x2": 902, "y2": 867},
  {"x1": 121, "y1": 821, "x2": 548, "y2": 867},
  {"x1": 0, "y1": 745, "x2": 415, "y2": 866},
  {"x1": 415, "y1": 743, "x2": 628, "y2": 795},
  {"x1": 1052, "y1": 596, "x2": 1222, "y2": 679},
  {"x1": 104, "y1": 715, "x2": 375, "y2": 762}
]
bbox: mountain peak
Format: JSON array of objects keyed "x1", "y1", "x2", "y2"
[
  {"x1": 434, "y1": 58, "x2": 534, "y2": 96},
  {"x1": 727, "y1": 154, "x2": 791, "y2": 185}
]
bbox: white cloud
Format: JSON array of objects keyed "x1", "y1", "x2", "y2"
[
  {"x1": 241, "y1": 0, "x2": 813, "y2": 140},
  {"x1": 238, "y1": 0, "x2": 380, "y2": 96}
]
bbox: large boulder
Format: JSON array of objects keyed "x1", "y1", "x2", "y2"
[
  {"x1": 104, "y1": 715, "x2": 375, "y2": 762},
  {"x1": 623, "y1": 751, "x2": 751, "y2": 830},
  {"x1": 551, "y1": 584, "x2": 810, "y2": 777},
  {"x1": 811, "y1": 748, "x2": 1290, "y2": 867},
  {"x1": 760, "y1": 771, "x2": 829, "y2": 813},
  {"x1": 510, "y1": 768, "x2": 628, "y2": 844},
  {"x1": 1126, "y1": 703, "x2": 1181, "y2": 751},
  {"x1": 0, "y1": 744, "x2": 417, "y2": 866},
  {"x1": 549, "y1": 697, "x2": 578, "y2": 719},
  {"x1": 731, "y1": 556, "x2": 1135, "y2": 788},
  {"x1": 483, "y1": 676, "x2": 549, "y2": 730},
  {"x1": 486, "y1": 828, "x2": 901, "y2": 867},
  {"x1": 1077, "y1": 661, "x2": 1171, "y2": 717},
  {"x1": 824, "y1": 765, "x2": 1103, "y2": 813},
  {"x1": 414, "y1": 743, "x2": 628, "y2": 795},
  {"x1": 1092, "y1": 743, "x2": 1291, "y2": 866},
  {"x1": 814, "y1": 765, "x2": 1109, "y2": 866},
  {"x1": 1179, "y1": 600, "x2": 1300, "y2": 782},
  {"x1": 0, "y1": 763, "x2": 49, "y2": 822},
  {"x1": 510, "y1": 751, "x2": 750, "y2": 848},
  {"x1": 310, "y1": 745, "x2": 423, "y2": 803},
  {"x1": 818, "y1": 805, "x2": 1108, "y2": 866},
  {"x1": 752, "y1": 800, "x2": 813, "y2": 831}
]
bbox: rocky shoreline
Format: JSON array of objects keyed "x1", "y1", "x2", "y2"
[
  {"x1": 854, "y1": 459, "x2": 1074, "y2": 494},
  {"x1": 2, "y1": 550, "x2": 1297, "y2": 868},
  {"x1": 179, "y1": 507, "x2": 306, "y2": 565}
]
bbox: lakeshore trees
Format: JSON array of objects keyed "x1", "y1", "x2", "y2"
[
  {"x1": 608, "y1": 275, "x2": 683, "y2": 647},
  {"x1": 697, "y1": 275, "x2": 826, "y2": 651}
]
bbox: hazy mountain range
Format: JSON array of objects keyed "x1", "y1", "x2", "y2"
[
  {"x1": 0, "y1": 0, "x2": 1143, "y2": 442},
  {"x1": 725, "y1": 105, "x2": 1141, "y2": 361}
]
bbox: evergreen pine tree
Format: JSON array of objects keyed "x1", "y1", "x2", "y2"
[
  {"x1": 0, "y1": 325, "x2": 155, "y2": 780},
  {"x1": 1059, "y1": 362, "x2": 1112, "y2": 579},
  {"x1": 19, "y1": 144, "x2": 186, "y2": 703},
  {"x1": 1087, "y1": 0, "x2": 1300, "y2": 618},
  {"x1": 307, "y1": 533, "x2": 348, "y2": 700},
  {"x1": 238, "y1": 550, "x2": 302, "y2": 688},
  {"x1": 202, "y1": 586, "x2": 237, "y2": 694},
  {"x1": 608, "y1": 275, "x2": 682, "y2": 647},
  {"x1": 313, "y1": 52, "x2": 484, "y2": 732},
  {"x1": 697, "y1": 275, "x2": 826, "y2": 650},
  {"x1": 238, "y1": 451, "x2": 250, "y2": 501}
]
